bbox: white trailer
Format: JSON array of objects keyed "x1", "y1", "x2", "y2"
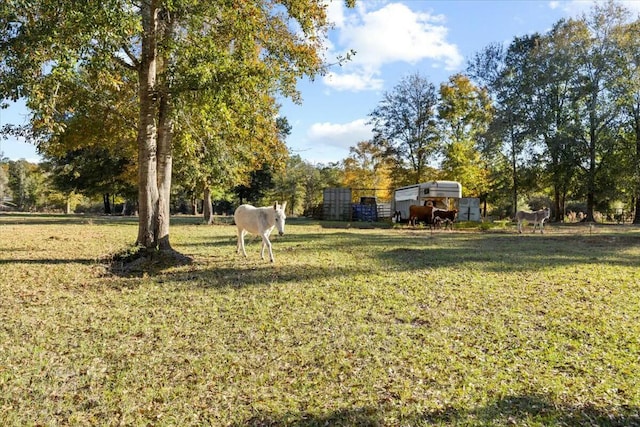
[{"x1": 393, "y1": 181, "x2": 462, "y2": 222}]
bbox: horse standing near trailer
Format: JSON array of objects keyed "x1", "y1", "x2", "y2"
[{"x1": 234, "y1": 202, "x2": 287, "y2": 262}]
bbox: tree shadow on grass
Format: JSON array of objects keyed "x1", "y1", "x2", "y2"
[
  {"x1": 0, "y1": 257, "x2": 98, "y2": 265},
  {"x1": 378, "y1": 232, "x2": 640, "y2": 272},
  {"x1": 106, "y1": 226, "x2": 640, "y2": 280},
  {"x1": 154, "y1": 262, "x2": 373, "y2": 290},
  {"x1": 235, "y1": 406, "x2": 381, "y2": 427},
  {"x1": 421, "y1": 394, "x2": 640, "y2": 427},
  {"x1": 101, "y1": 232, "x2": 363, "y2": 282},
  {"x1": 102, "y1": 234, "x2": 373, "y2": 285},
  {"x1": 232, "y1": 394, "x2": 640, "y2": 426},
  {"x1": 0, "y1": 212, "x2": 139, "y2": 226},
  {"x1": 106, "y1": 247, "x2": 194, "y2": 278}
]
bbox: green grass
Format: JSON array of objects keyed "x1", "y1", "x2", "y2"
[{"x1": 1, "y1": 214, "x2": 639, "y2": 426}]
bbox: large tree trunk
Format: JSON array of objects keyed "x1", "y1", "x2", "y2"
[
  {"x1": 103, "y1": 193, "x2": 111, "y2": 215},
  {"x1": 191, "y1": 196, "x2": 199, "y2": 215},
  {"x1": 156, "y1": 92, "x2": 173, "y2": 250},
  {"x1": 511, "y1": 147, "x2": 517, "y2": 216},
  {"x1": 585, "y1": 120, "x2": 597, "y2": 222},
  {"x1": 203, "y1": 186, "x2": 213, "y2": 224},
  {"x1": 136, "y1": 0, "x2": 159, "y2": 249},
  {"x1": 154, "y1": 7, "x2": 177, "y2": 251},
  {"x1": 633, "y1": 112, "x2": 640, "y2": 224},
  {"x1": 134, "y1": 2, "x2": 177, "y2": 252},
  {"x1": 509, "y1": 112, "x2": 518, "y2": 216},
  {"x1": 553, "y1": 189, "x2": 561, "y2": 222}
]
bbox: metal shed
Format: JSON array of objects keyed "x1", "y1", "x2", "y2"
[
  {"x1": 393, "y1": 181, "x2": 462, "y2": 221},
  {"x1": 458, "y1": 197, "x2": 482, "y2": 221},
  {"x1": 322, "y1": 187, "x2": 352, "y2": 221}
]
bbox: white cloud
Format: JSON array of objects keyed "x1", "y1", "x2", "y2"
[
  {"x1": 326, "y1": 0, "x2": 346, "y2": 29},
  {"x1": 324, "y1": 2, "x2": 463, "y2": 92},
  {"x1": 322, "y1": 70, "x2": 384, "y2": 92},
  {"x1": 554, "y1": 0, "x2": 598, "y2": 14},
  {"x1": 307, "y1": 118, "x2": 373, "y2": 149},
  {"x1": 621, "y1": 0, "x2": 640, "y2": 13},
  {"x1": 344, "y1": 3, "x2": 461, "y2": 69}
]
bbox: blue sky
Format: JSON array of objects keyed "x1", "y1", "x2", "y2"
[{"x1": 1, "y1": 0, "x2": 638, "y2": 164}]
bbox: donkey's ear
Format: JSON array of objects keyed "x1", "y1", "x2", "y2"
[
  {"x1": 274, "y1": 202, "x2": 278, "y2": 210},
  {"x1": 281, "y1": 201, "x2": 287, "y2": 211}
]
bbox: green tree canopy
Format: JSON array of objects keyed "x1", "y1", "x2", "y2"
[
  {"x1": 369, "y1": 72, "x2": 439, "y2": 184},
  {"x1": 438, "y1": 74, "x2": 493, "y2": 198},
  {"x1": 1, "y1": 0, "x2": 355, "y2": 254}
]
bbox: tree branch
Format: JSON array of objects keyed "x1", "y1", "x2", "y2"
[{"x1": 118, "y1": 45, "x2": 140, "y2": 69}]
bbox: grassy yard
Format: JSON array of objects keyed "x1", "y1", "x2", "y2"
[{"x1": 1, "y1": 214, "x2": 639, "y2": 426}]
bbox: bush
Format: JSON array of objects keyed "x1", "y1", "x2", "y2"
[{"x1": 527, "y1": 195, "x2": 552, "y2": 211}]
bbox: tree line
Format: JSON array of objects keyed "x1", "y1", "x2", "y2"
[
  {"x1": 468, "y1": 1, "x2": 640, "y2": 223},
  {"x1": 1, "y1": 1, "x2": 639, "y2": 252},
  {"x1": 0, "y1": 149, "x2": 395, "y2": 218},
  {"x1": 365, "y1": 1, "x2": 640, "y2": 224}
]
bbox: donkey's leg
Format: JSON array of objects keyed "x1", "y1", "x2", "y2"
[
  {"x1": 517, "y1": 220, "x2": 523, "y2": 233},
  {"x1": 238, "y1": 228, "x2": 248, "y2": 257},
  {"x1": 260, "y1": 234, "x2": 274, "y2": 262},
  {"x1": 534, "y1": 221, "x2": 543, "y2": 233}
]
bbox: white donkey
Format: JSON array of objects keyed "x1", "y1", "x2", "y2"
[
  {"x1": 515, "y1": 207, "x2": 550, "y2": 234},
  {"x1": 234, "y1": 202, "x2": 287, "y2": 262}
]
